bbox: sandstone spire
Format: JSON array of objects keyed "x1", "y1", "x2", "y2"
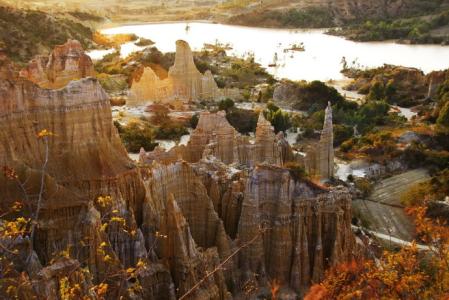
[
  {"x1": 168, "y1": 40, "x2": 203, "y2": 102},
  {"x1": 19, "y1": 40, "x2": 94, "y2": 89},
  {"x1": 130, "y1": 40, "x2": 219, "y2": 105},
  {"x1": 128, "y1": 67, "x2": 171, "y2": 105},
  {"x1": 254, "y1": 113, "x2": 282, "y2": 166},
  {"x1": 319, "y1": 102, "x2": 334, "y2": 180}
]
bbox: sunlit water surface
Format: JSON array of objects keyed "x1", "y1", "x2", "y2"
[{"x1": 90, "y1": 22, "x2": 449, "y2": 81}]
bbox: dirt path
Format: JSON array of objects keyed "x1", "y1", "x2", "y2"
[{"x1": 353, "y1": 169, "x2": 430, "y2": 242}]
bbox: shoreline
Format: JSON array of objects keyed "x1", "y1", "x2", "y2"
[
  {"x1": 98, "y1": 19, "x2": 215, "y2": 30},
  {"x1": 99, "y1": 19, "x2": 449, "y2": 47}
]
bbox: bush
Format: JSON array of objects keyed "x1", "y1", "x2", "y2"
[
  {"x1": 155, "y1": 122, "x2": 189, "y2": 140},
  {"x1": 340, "y1": 139, "x2": 355, "y2": 152},
  {"x1": 291, "y1": 80, "x2": 345, "y2": 113},
  {"x1": 285, "y1": 162, "x2": 308, "y2": 181},
  {"x1": 437, "y1": 101, "x2": 449, "y2": 128},
  {"x1": 334, "y1": 124, "x2": 354, "y2": 146},
  {"x1": 218, "y1": 98, "x2": 235, "y2": 111},
  {"x1": 226, "y1": 108, "x2": 258, "y2": 134},
  {"x1": 190, "y1": 113, "x2": 199, "y2": 129},
  {"x1": 264, "y1": 101, "x2": 292, "y2": 133},
  {"x1": 400, "y1": 181, "x2": 432, "y2": 207},
  {"x1": 0, "y1": 6, "x2": 94, "y2": 63},
  {"x1": 115, "y1": 121, "x2": 157, "y2": 153},
  {"x1": 355, "y1": 178, "x2": 374, "y2": 197},
  {"x1": 135, "y1": 38, "x2": 154, "y2": 47}
]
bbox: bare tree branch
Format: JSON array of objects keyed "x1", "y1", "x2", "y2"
[{"x1": 179, "y1": 227, "x2": 267, "y2": 300}]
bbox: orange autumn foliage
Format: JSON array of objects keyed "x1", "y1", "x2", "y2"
[{"x1": 305, "y1": 204, "x2": 449, "y2": 300}]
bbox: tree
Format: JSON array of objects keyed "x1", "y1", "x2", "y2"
[
  {"x1": 368, "y1": 80, "x2": 385, "y2": 101},
  {"x1": 437, "y1": 101, "x2": 449, "y2": 128},
  {"x1": 218, "y1": 98, "x2": 235, "y2": 111},
  {"x1": 264, "y1": 101, "x2": 291, "y2": 133},
  {"x1": 118, "y1": 121, "x2": 157, "y2": 153},
  {"x1": 305, "y1": 203, "x2": 449, "y2": 299}
]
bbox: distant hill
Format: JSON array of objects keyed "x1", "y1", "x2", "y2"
[
  {"x1": 223, "y1": 0, "x2": 449, "y2": 44},
  {"x1": 0, "y1": 6, "x2": 95, "y2": 63},
  {"x1": 225, "y1": 0, "x2": 449, "y2": 27}
]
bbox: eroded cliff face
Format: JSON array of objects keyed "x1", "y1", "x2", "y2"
[
  {"x1": 1, "y1": 44, "x2": 355, "y2": 299},
  {"x1": 237, "y1": 165, "x2": 354, "y2": 296},
  {"x1": 140, "y1": 111, "x2": 292, "y2": 168},
  {"x1": 129, "y1": 40, "x2": 219, "y2": 105},
  {"x1": 19, "y1": 39, "x2": 95, "y2": 89},
  {"x1": 138, "y1": 157, "x2": 356, "y2": 298}
]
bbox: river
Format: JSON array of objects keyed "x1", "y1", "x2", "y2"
[{"x1": 89, "y1": 22, "x2": 449, "y2": 82}]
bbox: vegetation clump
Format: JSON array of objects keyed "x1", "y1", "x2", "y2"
[
  {"x1": 306, "y1": 204, "x2": 449, "y2": 300},
  {"x1": 332, "y1": 9, "x2": 449, "y2": 44},
  {"x1": 93, "y1": 32, "x2": 139, "y2": 48},
  {"x1": 135, "y1": 38, "x2": 154, "y2": 47},
  {"x1": 263, "y1": 101, "x2": 291, "y2": 133},
  {"x1": 94, "y1": 47, "x2": 175, "y2": 87},
  {"x1": 0, "y1": 6, "x2": 93, "y2": 63},
  {"x1": 114, "y1": 121, "x2": 157, "y2": 153},
  {"x1": 217, "y1": 98, "x2": 258, "y2": 134},
  {"x1": 228, "y1": 7, "x2": 334, "y2": 28},
  {"x1": 343, "y1": 65, "x2": 428, "y2": 107},
  {"x1": 285, "y1": 162, "x2": 308, "y2": 182}
]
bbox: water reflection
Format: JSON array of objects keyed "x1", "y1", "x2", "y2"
[{"x1": 91, "y1": 22, "x2": 449, "y2": 81}]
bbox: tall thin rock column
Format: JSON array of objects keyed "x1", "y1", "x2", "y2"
[{"x1": 319, "y1": 102, "x2": 334, "y2": 180}]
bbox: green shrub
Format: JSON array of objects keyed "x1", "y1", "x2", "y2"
[
  {"x1": 291, "y1": 80, "x2": 346, "y2": 113},
  {"x1": 115, "y1": 121, "x2": 157, "y2": 153},
  {"x1": 437, "y1": 101, "x2": 449, "y2": 128},
  {"x1": 355, "y1": 178, "x2": 374, "y2": 197},
  {"x1": 155, "y1": 122, "x2": 189, "y2": 140},
  {"x1": 218, "y1": 98, "x2": 235, "y2": 111},
  {"x1": 334, "y1": 124, "x2": 354, "y2": 146},
  {"x1": 0, "y1": 6, "x2": 93, "y2": 63},
  {"x1": 264, "y1": 102, "x2": 292, "y2": 133},
  {"x1": 190, "y1": 113, "x2": 199, "y2": 129},
  {"x1": 226, "y1": 108, "x2": 258, "y2": 134},
  {"x1": 285, "y1": 162, "x2": 308, "y2": 182}
]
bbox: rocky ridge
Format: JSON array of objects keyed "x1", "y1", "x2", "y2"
[
  {"x1": 0, "y1": 41, "x2": 357, "y2": 299},
  {"x1": 129, "y1": 40, "x2": 219, "y2": 105},
  {"x1": 140, "y1": 111, "x2": 293, "y2": 168},
  {"x1": 19, "y1": 39, "x2": 95, "y2": 89}
]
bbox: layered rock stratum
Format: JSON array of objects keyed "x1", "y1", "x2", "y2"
[
  {"x1": 129, "y1": 40, "x2": 219, "y2": 105},
  {"x1": 0, "y1": 41, "x2": 356, "y2": 299},
  {"x1": 19, "y1": 39, "x2": 95, "y2": 89}
]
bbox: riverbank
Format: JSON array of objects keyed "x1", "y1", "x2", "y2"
[{"x1": 92, "y1": 22, "x2": 449, "y2": 82}]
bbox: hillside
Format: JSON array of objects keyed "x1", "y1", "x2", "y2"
[
  {"x1": 0, "y1": 6, "x2": 95, "y2": 63},
  {"x1": 223, "y1": 0, "x2": 449, "y2": 43}
]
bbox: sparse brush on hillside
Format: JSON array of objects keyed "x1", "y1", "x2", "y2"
[
  {"x1": 0, "y1": 6, "x2": 94, "y2": 63},
  {"x1": 228, "y1": 7, "x2": 334, "y2": 28},
  {"x1": 332, "y1": 9, "x2": 449, "y2": 44},
  {"x1": 93, "y1": 31, "x2": 139, "y2": 48}
]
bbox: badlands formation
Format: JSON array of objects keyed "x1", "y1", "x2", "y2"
[
  {"x1": 0, "y1": 40, "x2": 358, "y2": 299},
  {"x1": 129, "y1": 40, "x2": 219, "y2": 105},
  {"x1": 19, "y1": 39, "x2": 95, "y2": 89}
]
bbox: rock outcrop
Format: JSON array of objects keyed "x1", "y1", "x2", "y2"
[
  {"x1": 305, "y1": 102, "x2": 335, "y2": 180},
  {"x1": 128, "y1": 67, "x2": 173, "y2": 106},
  {"x1": 1, "y1": 47, "x2": 354, "y2": 299},
  {"x1": 19, "y1": 39, "x2": 94, "y2": 89},
  {"x1": 140, "y1": 111, "x2": 290, "y2": 168},
  {"x1": 159, "y1": 194, "x2": 231, "y2": 299},
  {"x1": 237, "y1": 165, "x2": 354, "y2": 296},
  {"x1": 129, "y1": 40, "x2": 219, "y2": 105}
]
